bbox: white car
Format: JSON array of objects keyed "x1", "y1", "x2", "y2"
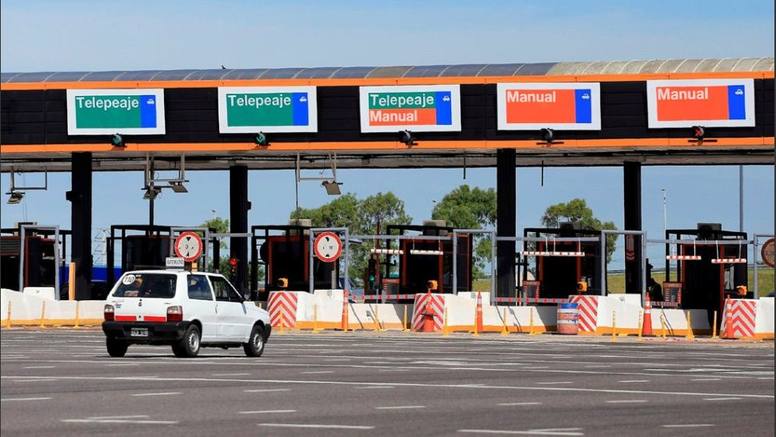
[{"x1": 102, "y1": 270, "x2": 271, "y2": 358}]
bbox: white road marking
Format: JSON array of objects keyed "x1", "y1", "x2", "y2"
[
  {"x1": 1, "y1": 397, "x2": 52, "y2": 402},
  {"x1": 212, "y1": 373, "x2": 251, "y2": 377},
  {"x1": 239, "y1": 410, "x2": 296, "y2": 414},
  {"x1": 618, "y1": 380, "x2": 649, "y2": 383},
  {"x1": 258, "y1": 423, "x2": 375, "y2": 430},
  {"x1": 662, "y1": 424, "x2": 715, "y2": 428},
  {"x1": 63, "y1": 419, "x2": 178, "y2": 424},
  {"x1": 23, "y1": 366, "x2": 56, "y2": 369},
  {"x1": 536, "y1": 381, "x2": 572, "y2": 385},
  {"x1": 498, "y1": 402, "x2": 542, "y2": 406},
  {"x1": 243, "y1": 388, "x2": 291, "y2": 393},
  {"x1": 704, "y1": 397, "x2": 742, "y2": 401},
  {"x1": 375, "y1": 405, "x2": 425, "y2": 410},
  {"x1": 605, "y1": 400, "x2": 647, "y2": 404},
  {"x1": 584, "y1": 364, "x2": 610, "y2": 368},
  {"x1": 459, "y1": 427, "x2": 583, "y2": 436},
  {"x1": 691, "y1": 378, "x2": 721, "y2": 381},
  {"x1": 131, "y1": 392, "x2": 181, "y2": 397},
  {"x1": 379, "y1": 369, "x2": 409, "y2": 372},
  {"x1": 88, "y1": 415, "x2": 149, "y2": 419},
  {"x1": 105, "y1": 363, "x2": 139, "y2": 367},
  {"x1": 355, "y1": 386, "x2": 395, "y2": 390},
  {"x1": 301, "y1": 371, "x2": 334, "y2": 374}
]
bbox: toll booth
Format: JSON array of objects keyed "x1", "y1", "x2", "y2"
[
  {"x1": 251, "y1": 223, "x2": 339, "y2": 302},
  {"x1": 521, "y1": 224, "x2": 603, "y2": 301},
  {"x1": 665, "y1": 223, "x2": 748, "y2": 324},
  {"x1": 106, "y1": 225, "x2": 174, "y2": 287},
  {"x1": 0, "y1": 225, "x2": 68, "y2": 297},
  {"x1": 369, "y1": 222, "x2": 473, "y2": 299}
]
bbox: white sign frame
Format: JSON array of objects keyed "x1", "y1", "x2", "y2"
[
  {"x1": 646, "y1": 79, "x2": 755, "y2": 128},
  {"x1": 66, "y1": 89, "x2": 166, "y2": 135},
  {"x1": 359, "y1": 85, "x2": 461, "y2": 133},
  {"x1": 218, "y1": 86, "x2": 318, "y2": 133},
  {"x1": 496, "y1": 82, "x2": 601, "y2": 131}
]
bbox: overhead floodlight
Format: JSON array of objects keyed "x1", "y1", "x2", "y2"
[
  {"x1": 321, "y1": 180, "x2": 342, "y2": 195},
  {"x1": 398, "y1": 130, "x2": 416, "y2": 146},
  {"x1": 692, "y1": 125, "x2": 705, "y2": 141},
  {"x1": 6, "y1": 191, "x2": 24, "y2": 204},
  {"x1": 254, "y1": 132, "x2": 269, "y2": 147},
  {"x1": 541, "y1": 128, "x2": 555, "y2": 143},
  {"x1": 142, "y1": 186, "x2": 161, "y2": 200},
  {"x1": 169, "y1": 181, "x2": 188, "y2": 193},
  {"x1": 409, "y1": 249, "x2": 444, "y2": 256},
  {"x1": 111, "y1": 133, "x2": 125, "y2": 148}
]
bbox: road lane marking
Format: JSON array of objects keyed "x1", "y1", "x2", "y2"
[
  {"x1": 240, "y1": 410, "x2": 296, "y2": 414},
  {"x1": 704, "y1": 397, "x2": 742, "y2": 401},
  {"x1": 63, "y1": 419, "x2": 178, "y2": 424},
  {"x1": 375, "y1": 405, "x2": 425, "y2": 410},
  {"x1": 355, "y1": 386, "x2": 395, "y2": 390},
  {"x1": 212, "y1": 373, "x2": 251, "y2": 377},
  {"x1": 131, "y1": 392, "x2": 181, "y2": 397},
  {"x1": 618, "y1": 380, "x2": 649, "y2": 383},
  {"x1": 691, "y1": 378, "x2": 721, "y2": 381},
  {"x1": 458, "y1": 427, "x2": 583, "y2": 435},
  {"x1": 498, "y1": 402, "x2": 542, "y2": 406},
  {"x1": 23, "y1": 366, "x2": 56, "y2": 369},
  {"x1": 662, "y1": 424, "x2": 715, "y2": 428},
  {"x1": 536, "y1": 382, "x2": 572, "y2": 385},
  {"x1": 1, "y1": 397, "x2": 52, "y2": 402},
  {"x1": 258, "y1": 423, "x2": 375, "y2": 430},
  {"x1": 301, "y1": 371, "x2": 334, "y2": 374},
  {"x1": 88, "y1": 415, "x2": 149, "y2": 419},
  {"x1": 605, "y1": 400, "x2": 647, "y2": 404},
  {"x1": 243, "y1": 388, "x2": 291, "y2": 393}
]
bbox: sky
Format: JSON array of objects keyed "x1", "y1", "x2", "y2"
[{"x1": 1, "y1": 0, "x2": 774, "y2": 268}]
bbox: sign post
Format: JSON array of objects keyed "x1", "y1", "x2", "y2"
[{"x1": 66, "y1": 89, "x2": 165, "y2": 135}]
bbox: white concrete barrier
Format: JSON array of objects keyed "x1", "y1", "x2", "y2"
[
  {"x1": 23, "y1": 287, "x2": 57, "y2": 300},
  {"x1": 755, "y1": 297, "x2": 774, "y2": 339},
  {"x1": 1, "y1": 288, "x2": 105, "y2": 326}
]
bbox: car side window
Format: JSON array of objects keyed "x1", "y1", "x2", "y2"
[
  {"x1": 210, "y1": 276, "x2": 243, "y2": 303},
  {"x1": 188, "y1": 275, "x2": 213, "y2": 301}
]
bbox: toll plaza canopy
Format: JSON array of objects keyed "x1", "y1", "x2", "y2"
[{"x1": 1, "y1": 57, "x2": 774, "y2": 172}]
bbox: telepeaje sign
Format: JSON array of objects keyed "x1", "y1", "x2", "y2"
[
  {"x1": 66, "y1": 89, "x2": 166, "y2": 135},
  {"x1": 359, "y1": 85, "x2": 461, "y2": 133},
  {"x1": 218, "y1": 86, "x2": 317, "y2": 133}
]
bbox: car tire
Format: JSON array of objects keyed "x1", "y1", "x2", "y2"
[
  {"x1": 106, "y1": 338, "x2": 128, "y2": 357},
  {"x1": 243, "y1": 325, "x2": 266, "y2": 357},
  {"x1": 174, "y1": 324, "x2": 201, "y2": 358}
]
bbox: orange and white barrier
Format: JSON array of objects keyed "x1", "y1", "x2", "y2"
[
  {"x1": 411, "y1": 293, "x2": 446, "y2": 331},
  {"x1": 267, "y1": 291, "x2": 299, "y2": 329},
  {"x1": 721, "y1": 297, "x2": 774, "y2": 340}
]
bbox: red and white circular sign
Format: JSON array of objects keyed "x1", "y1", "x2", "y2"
[
  {"x1": 174, "y1": 231, "x2": 203, "y2": 262},
  {"x1": 762, "y1": 238, "x2": 775, "y2": 268},
  {"x1": 313, "y1": 231, "x2": 342, "y2": 263}
]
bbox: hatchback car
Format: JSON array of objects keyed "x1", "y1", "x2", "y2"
[{"x1": 102, "y1": 270, "x2": 271, "y2": 358}]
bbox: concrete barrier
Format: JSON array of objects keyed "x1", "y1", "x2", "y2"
[
  {"x1": 1, "y1": 289, "x2": 105, "y2": 327},
  {"x1": 755, "y1": 297, "x2": 774, "y2": 339},
  {"x1": 651, "y1": 308, "x2": 711, "y2": 336}
]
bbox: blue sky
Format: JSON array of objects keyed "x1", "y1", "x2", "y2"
[{"x1": 1, "y1": 0, "x2": 774, "y2": 267}]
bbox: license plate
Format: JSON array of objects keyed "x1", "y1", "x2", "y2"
[{"x1": 130, "y1": 328, "x2": 148, "y2": 337}]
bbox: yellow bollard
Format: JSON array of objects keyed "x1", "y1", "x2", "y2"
[
  {"x1": 500, "y1": 307, "x2": 509, "y2": 336},
  {"x1": 402, "y1": 305, "x2": 408, "y2": 332},
  {"x1": 443, "y1": 306, "x2": 449, "y2": 336},
  {"x1": 4, "y1": 301, "x2": 11, "y2": 329},
  {"x1": 374, "y1": 305, "x2": 384, "y2": 332},
  {"x1": 685, "y1": 311, "x2": 695, "y2": 340},
  {"x1": 312, "y1": 304, "x2": 321, "y2": 333},
  {"x1": 660, "y1": 314, "x2": 667, "y2": 338},
  {"x1": 712, "y1": 311, "x2": 718, "y2": 339},
  {"x1": 529, "y1": 309, "x2": 539, "y2": 335},
  {"x1": 68, "y1": 262, "x2": 76, "y2": 301},
  {"x1": 74, "y1": 301, "x2": 81, "y2": 328},
  {"x1": 637, "y1": 310, "x2": 644, "y2": 340},
  {"x1": 611, "y1": 310, "x2": 617, "y2": 343},
  {"x1": 472, "y1": 303, "x2": 479, "y2": 337},
  {"x1": 39, "y1": 301, "x2": 47, "y2": 328}
]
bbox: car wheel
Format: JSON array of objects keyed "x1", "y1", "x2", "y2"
[
  {"x1": 106, "y1": 338, "x2": 128, "y2": 357},
  {"x1": 174, "y1": 324, "x2": 201, "y2": 358},
  {"x1": 243, "y1": 325, "x2": 265, "y2": 357}
]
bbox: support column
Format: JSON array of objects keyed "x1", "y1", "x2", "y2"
[
  {"x1": 67, "y1": 153, "x2": 93, "y2": 300},
  {"x1": 496, "y1": 149, "x2": 516, "y2": 300},
  {"x1": 623, "y1": 161, "x2": 642, "y2": 294},
  {"x1": 229, "y1": 165, "x2": 250, "y2": 297}
]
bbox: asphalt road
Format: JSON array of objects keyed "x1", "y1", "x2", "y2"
[{"x1": 1, "y1": 328, "x2": 774, "y2": 436}]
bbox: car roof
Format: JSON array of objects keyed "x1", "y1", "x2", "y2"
[{"x1": 122, "y1": 270, "x2": 223, "y2": 277}]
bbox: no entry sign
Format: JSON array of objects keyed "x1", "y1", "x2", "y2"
[
  {"x1": 218, "y1": 86, "x2": 317, "y2": 133},
  {"x1": 647, "y1": 79, "x2": 755, "y2": 128},
  {"x1": 359, "y1": 85, "x2": 461, "y2": 133},
  {"x1": 66, "y1": 89, "x2": 166, "y2": 135},
  {"x1": 497, "y1": 83, "x2": 601, "y2": 130}
]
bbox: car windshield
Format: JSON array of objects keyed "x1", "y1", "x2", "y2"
[{"x1": 112, "y1": 273, "x2": 177, "y2": 299}]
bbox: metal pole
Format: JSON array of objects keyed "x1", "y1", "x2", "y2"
[
  {"x1": 739, "y1": 165, "x2": 744, "y2": 231},
  {"x1": 641, "y1": 231, "x2": 647, "y2": 304},
  {"x1": 54, "y1": 227, "x2": 60, "y2": 300},
  {"x1": 661, "y1": 188, "x2": 667, "y2": 236},
  {"x1": 19, "y1": 226, "x2": 25, "y2": 291},
  {"x1": 491, "y1": 230, "x2": 497, "y2": 305},
  {"x1": 599, "y1": 230, "x2": 606, "y2": 296},
  {"x1": 452, "y1": 231, "x2": 458, "y2": 294},
  {"x1": 344, "y1": 228, "x2": 350, "y2": 294},
  {"x1": 753, "y1": 238, "x2": 759, "y2": 298},
  {"x1": 308, "y1": 231, "x2": 314, "y2": 294}
]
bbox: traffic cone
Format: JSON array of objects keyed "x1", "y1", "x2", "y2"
[
  {"x1": 642, "y1": 293, "x2": 653, "y2": 336},
  {"x1": 421, "y1": 290, "x2": 436, "y2": 332},
  {"x1": 474, "y1": 292, "x2": 483, "y2": 334},
  {"x1": 722, "y1": 298, "x2": 733, "y2": 339},
  {"x1": 340, "y1": 290, "x2": 349, "y2": 332}
]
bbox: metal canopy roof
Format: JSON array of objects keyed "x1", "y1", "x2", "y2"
[{"x1": 2, "y1": 57, "x2": 773, "y2": 83}]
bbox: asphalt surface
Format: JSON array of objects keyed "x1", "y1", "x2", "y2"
[{"x1": 1, "y1": 328, "x2": 774, "y2": 437}]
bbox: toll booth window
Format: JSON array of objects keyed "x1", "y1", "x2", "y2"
[
  {"x1": 211, "y1": 276, "x2": 243, "y2": 302},
  {"x1": 188, "y1": 275, "x2": 213, "y2": 301},
  {"x1": 113, "y1": 274, "x2": 177, "y2": 299},
  {"x1": 723, "y1": 265, "x2": 735, "y2": 292}
]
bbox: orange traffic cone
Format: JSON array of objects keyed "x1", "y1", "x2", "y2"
[
  {"x1": 642, "y1": 293, "x2": 653, "y2": 336},
  {"x1": 340, "y1": 290, "x2": 350, "y2": 331},
  {"x1": 475, "y1": 292, "x2": 484, "y2": 334},
  {"x1": 421, "y1": 290, "x2": 436, "y2": 332},
  {"x1": 722, "y1": 298, "x2": 733, "y2": 339}
]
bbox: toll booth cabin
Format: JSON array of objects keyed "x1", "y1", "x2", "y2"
[
  {"x1": 664, "y1": 223, "x2": 748, "y2": 323},
  {"x1": 251, "y1": 223, "x2": 340, "y2": 302},
  {"x1": 369, "y1": 222, "x2": 473, "y2": 300},
  {"x1": 0, "y1": 225, "x2": 67, "y2": 297},
  {"x1": 521, "y1": 224, "x2": 603, "y2": 302},
  {"x1": 106, "y1": 225, "x2": 175, "y2": 289}
]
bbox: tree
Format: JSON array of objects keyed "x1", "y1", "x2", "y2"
[
  {"x1": 432, "y1": 185, "x2": 497, "y2": 279},
  {"x1": 540, "y1": 198, "x2": 618, "y2": 263}
]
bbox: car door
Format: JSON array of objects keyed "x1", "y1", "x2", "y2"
[
  {"x1": 209, "y1": 275, "x2": 250, "y2": 341},
  {"x1": 185, "y1": 274, "x2": 220, "y2": 343}
]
